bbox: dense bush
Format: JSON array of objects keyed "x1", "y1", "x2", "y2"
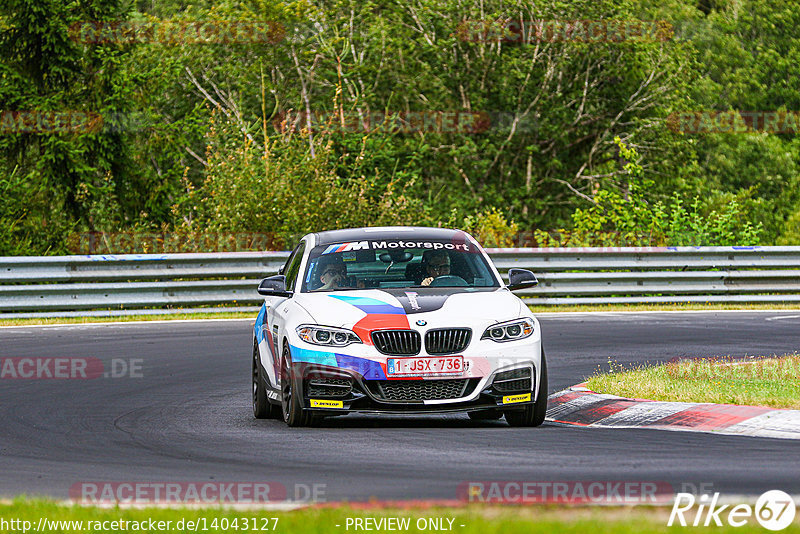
[
  {"x1": 534, "y1": 139, "x2": 763, "y2": 247},
  {"x1": 1, "y1": 0, "x2": 799, "y2": 253},
  {"x1": 173, "y1": 108, "x2": 431, "y2": 248}
]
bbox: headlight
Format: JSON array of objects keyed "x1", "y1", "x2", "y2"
[
  {"x1": 297, "y1": 325, "x2": 362, "y2": 347},
  {"x1": 481, "y1": 318, "x2": 534, "y2": 342}
]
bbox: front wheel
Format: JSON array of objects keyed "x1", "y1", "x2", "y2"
[
  {"x1": 280, "y1": 342, "x2": 314, "y2": 427},
  {"x1": 505, "y1": 349, "x2": 548, "y2": 427},
  {"x1": 253, "y1": 341, "x2": 279, "y2": 419}
]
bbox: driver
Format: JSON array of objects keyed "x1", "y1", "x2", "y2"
[
  {"x1": 315, "y1": 255, "x2": 353, "y2": 291},
  {"x1": 420, "y1": 250, "x2": 451, "y2": 286}
]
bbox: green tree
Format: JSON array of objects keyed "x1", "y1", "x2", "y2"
[{"x1": 0, "y1": 0, "x2": 139, "y2": 252}]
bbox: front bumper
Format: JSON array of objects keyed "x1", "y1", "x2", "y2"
[{"x1": 295, "y1": 361, "x2": 537, "y2": 414}]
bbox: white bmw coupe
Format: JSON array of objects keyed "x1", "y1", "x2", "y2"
[{"x1": 252, "y1": 226, "x2": 546, "y2": 427}]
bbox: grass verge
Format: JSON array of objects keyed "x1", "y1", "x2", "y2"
[
  {"x1": 2, "y1": 302, "x2": 800, "y2": 327},
  {"x1": 528, "y1": 302, "x2": 800, "y2": 314},
  {"x1": 2, "y1": 500, "x2": 798, "y2": 534},
  {"x1": 587, "y1": 354, "x2": 800, "y2": 409},
  {"x1": 0, "y1": 312, "x2": 255, "y2": 327}
]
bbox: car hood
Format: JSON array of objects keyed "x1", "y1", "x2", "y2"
[{"x1": 292, "y1": 287, "x2": 526, "y2": 329}]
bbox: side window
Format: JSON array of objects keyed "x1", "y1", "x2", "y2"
[
  {"x1": 283, "y1": 242, "x2": 306, "y2": 291},
  {"x1": 280, "y1": 243, "x2": 299, "y2": 275}
]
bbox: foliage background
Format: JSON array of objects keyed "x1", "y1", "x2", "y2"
[{"x1": 1, "y1": 0, "x2": 798, "y2": 252}]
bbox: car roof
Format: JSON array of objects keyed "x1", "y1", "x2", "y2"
[{"x1": 313, "y1": 226, "x2": 471, "y2": 246}]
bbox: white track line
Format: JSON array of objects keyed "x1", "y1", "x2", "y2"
[{"x1": 5, "y1": 308, "x2": 800, "y2": 329}]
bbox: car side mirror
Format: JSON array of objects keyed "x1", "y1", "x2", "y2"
[
  {"x1": 507, "y1": 268, "x2": 538, "y2": 291},
  {"x1": 257, "y1": 275, "x2": 293, "y2": 297}
]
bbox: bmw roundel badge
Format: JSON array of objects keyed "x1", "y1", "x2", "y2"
[{"x1": 416, "y1": 320, "x2": 427, "y2": 326}]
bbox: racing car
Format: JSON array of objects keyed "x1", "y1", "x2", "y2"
[{"x1": 251, "y1": 226, "x2": 546, "y2": 427}]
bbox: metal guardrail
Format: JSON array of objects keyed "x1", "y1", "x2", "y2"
[{"x1": 2, "y1": 247, "x2": 800, "y2": 315}]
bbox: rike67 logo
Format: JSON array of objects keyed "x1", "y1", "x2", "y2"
[{"x1": 669, "y1": 490, "x2": 796, "y2": 530}]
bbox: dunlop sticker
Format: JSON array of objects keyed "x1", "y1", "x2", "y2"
[
  {"x1": 502, "y1": 393, "x2": 531, "y2": 404},
  {"x1": 310, "y1": 399, "x2": 344, "y2": 409}
]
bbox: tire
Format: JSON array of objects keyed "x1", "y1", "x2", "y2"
[
  {"x1": 252, "y1": 341, "x2": 279, "y2": 419},
  {"x1": 505, "y1": 349, "x2": 548, "y2": 427},
  {"x1": 280, "y1": 342, "x2": 314, "y2": 427},
  {"x1": 468, "y1": 409, "x2": 503, "y2": 421}
]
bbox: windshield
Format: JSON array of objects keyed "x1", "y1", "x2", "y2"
[{"x1": 301, "y1": 238, "x2": 500, "y2": 292}]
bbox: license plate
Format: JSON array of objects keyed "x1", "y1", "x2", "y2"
[{"x1": 387, "y1": 356, "x2": 464, "y2": 376}]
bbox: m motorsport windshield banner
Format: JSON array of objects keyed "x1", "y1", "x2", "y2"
[{"x1": 321, "y1": 240, "x2": 472, "y2": 255}]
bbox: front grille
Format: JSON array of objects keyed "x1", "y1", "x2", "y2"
[
  {"x1": 492, "y1": 367, "x2": 532, "y2": 393},
  {"x1": 371, "y1": 330, "x2": 421, "y2": 355},
  {"x1": 369, "y1": 378, "x2": 478, "y2": 402},
  {"x1": 425, "y1": 328, "x2": 472, "y2": 355},
  {"x1": 306, "y1": 377, "x2": 352, "y2": 397}
]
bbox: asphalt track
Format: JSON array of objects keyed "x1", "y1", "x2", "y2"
[{"x1": 1, "y1": 311, "x2": 800, "y2": 502}]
